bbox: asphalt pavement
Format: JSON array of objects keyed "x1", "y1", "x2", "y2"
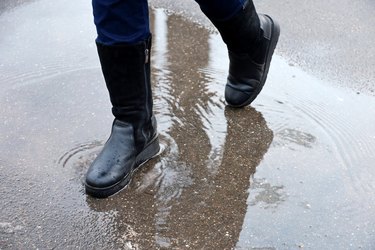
[
  {"x1": 1, "y1": 0, "x2": 374, "y2": 249},
  {"x1": 151, "y1": 0, "x2": 375, "y2": 94}
]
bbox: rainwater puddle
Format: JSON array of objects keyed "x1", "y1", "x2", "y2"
[{"x1": 1, "y1": 1, "x2": 375, "y2": 249}]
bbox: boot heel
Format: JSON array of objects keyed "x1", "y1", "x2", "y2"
[
  {"x1": 135, "y1": 135, "x2": 161, "y2": 168},
  {"x1": 266, "y1": 15, "x2": 280, "y2": 66}
]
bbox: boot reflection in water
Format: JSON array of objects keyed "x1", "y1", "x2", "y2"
[
  {"x1": 85, "y1": 0, "x2": 280, "y2": 198},
  {"x1": 160, "y1": 107, "x2": 273, "y2": 248}
]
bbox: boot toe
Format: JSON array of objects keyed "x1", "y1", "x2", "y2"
[
  {"x1": 84, "y1": 121, "x2": 137, "y2": 197},
  {"x1": 85, "y1": 163, "x2": 128, "y2": 189},
  {"x1": 84, "y1": 155, "x2": 134, "y2": 198},
  {"x1": 225, "y1": 84, "x2": 253, "y2": 107}
]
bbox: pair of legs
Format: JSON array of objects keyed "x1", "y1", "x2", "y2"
[
  {"x1": 85, "y1": 0, "x2": 280, "y2": 198},
  {"x1": 93, "y1": 0, "x2": 249, "y2": 45}
]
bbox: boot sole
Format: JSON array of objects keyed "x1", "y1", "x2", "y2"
[
  {"x1": 227, "y1": 15, "x2": 280, "y2": 108},
  {"x1": 85, "y1": 135, "x2": 161, "y2": 198}
]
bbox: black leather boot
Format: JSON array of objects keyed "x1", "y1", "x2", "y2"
[
  {"x1": 210, "y1": 0, "x2": 280, "y2": 107},
  {"x1": 85, "y1": 36, "x2": 160, "y2": 198}
]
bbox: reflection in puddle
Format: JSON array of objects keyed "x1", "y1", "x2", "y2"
[
  {"x1": 273, "y1": 128, "x2": 316, "y2": 149},
  {"x1": 1, "y1": 1, "x2": 375, "y2": 249},
  {"x1": 248, "y1": 178, "x2": 286, "y2": 209}
]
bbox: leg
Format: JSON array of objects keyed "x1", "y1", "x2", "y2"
[
  {"x1": 85, "y1": 0, "x2": 160, "y2": 198},
  {"x1": 93, "y1": 0, "x2": 150, "y2": 45},
  {"x1": 196, "y1": 0, "x2": 280, "y2": 107}
]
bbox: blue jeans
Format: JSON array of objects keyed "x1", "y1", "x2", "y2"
[{"x1": 93, "y1": 0, "x2": 247, "y2": 45}]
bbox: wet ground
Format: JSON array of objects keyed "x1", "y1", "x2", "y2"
[
  {"x1": 1, "y1": 0, "x2": 375, "y2": 249},
  {"x1": 151, "y1": 0, "x2": 375, "y2": 95}
]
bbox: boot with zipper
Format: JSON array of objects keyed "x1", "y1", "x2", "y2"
[
  {"x1": 209, "y1": 0, "x2": 280, "y2": 107},
  {"x1": 85, "y1": 36, "x2": 160, "y2": 198}
]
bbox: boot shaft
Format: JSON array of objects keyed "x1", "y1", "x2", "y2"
[
  {"x1": 96, "y1": 36, "x2": 153, "y2": 124},
  {"x1": 209, "y1": 0, "x2": 261, "y2": 57},
  {"x1": 96, "y1": 36, "x2": 156, "y2": 153}
]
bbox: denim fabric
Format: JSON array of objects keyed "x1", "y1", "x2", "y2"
[{"x1": 93, "y1": 0, "x2": 150, "y2": 45}]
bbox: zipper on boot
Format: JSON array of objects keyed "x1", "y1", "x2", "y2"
[{"x1": 145, "y1": 49, "x2": 149, "y2": 64}]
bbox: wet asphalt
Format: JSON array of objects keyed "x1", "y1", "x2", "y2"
[
  {"x1": 1, "y1": 0, "x2": 375, "y2": 249},
  {"x1": 151, "y1": 0, "x2": 375, "y2": 94}
]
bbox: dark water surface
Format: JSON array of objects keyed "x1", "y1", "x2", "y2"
[{"x1": 1, "y1": 1, "x2": 375, "y2": 249}]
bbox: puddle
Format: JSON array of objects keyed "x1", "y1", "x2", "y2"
[{"x1": 0, "y1": 1, "x2": 375, "y2": 249}]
